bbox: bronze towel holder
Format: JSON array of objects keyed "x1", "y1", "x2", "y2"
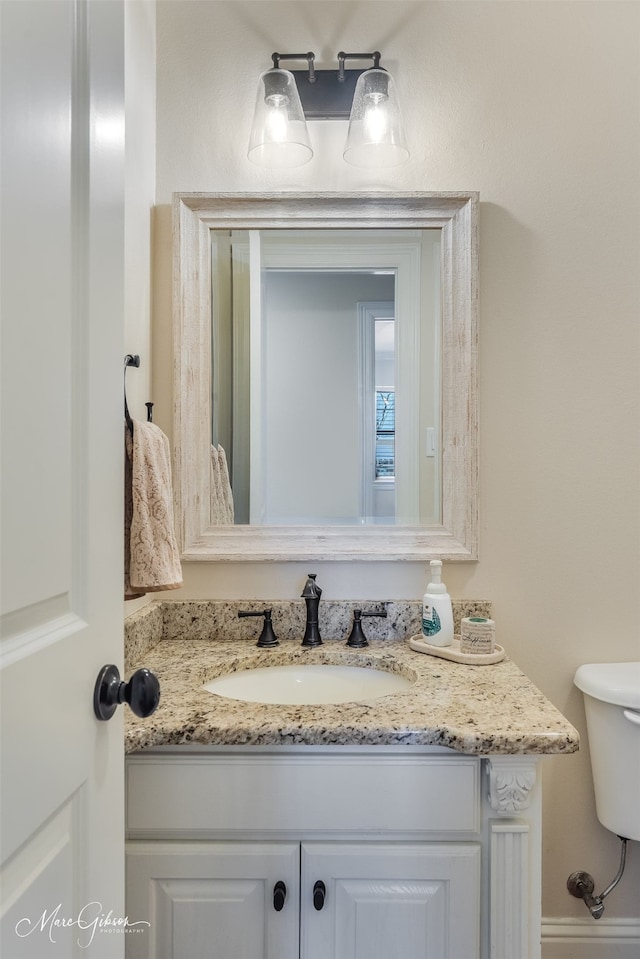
[{"x1": 124, "y1": 354, "x2": 153, "y2": 433}]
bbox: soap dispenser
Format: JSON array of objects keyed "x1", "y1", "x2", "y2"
[{"x1": 422, "y1": 560, "x2": 454, "y2": 646}]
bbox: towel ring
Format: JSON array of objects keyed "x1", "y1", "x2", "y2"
[{"x1": 124, "y1": 354, "x2": 153, "y2": 433}]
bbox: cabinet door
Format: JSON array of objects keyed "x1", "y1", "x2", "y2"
[
  {"x1": 301, "y1": 842, "x2": 480, "y2": 959},
  {"x1": 126, "y1": 841, "x2": 299, "y2": 959}
]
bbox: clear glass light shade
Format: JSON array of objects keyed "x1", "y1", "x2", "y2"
[
  {"x1": 248, "y1": 69, "x2": 313, "y2": 167},
  {"x1": 343, "y1": 69, "x2": 409, "y2": 168}
]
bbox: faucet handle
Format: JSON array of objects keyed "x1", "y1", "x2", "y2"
[
  {"x1": 238, "y1": 609, "x2": 279, "y2": 648},
  {"x1": 346, "y1": 607, "x2": 388, "y2": 648}
]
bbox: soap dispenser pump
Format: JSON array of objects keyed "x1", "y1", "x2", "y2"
[{"x1": 422, "y1": 560, "x2": 454, "y2": 647}]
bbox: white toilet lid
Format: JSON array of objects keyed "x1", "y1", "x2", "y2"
[{"x1": 574, "y1": 662, "x2": 640, "y2": 708}]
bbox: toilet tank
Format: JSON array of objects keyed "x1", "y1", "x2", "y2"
[{"x1": 574, "y1": 662, "x2": 640, "y2": 841}]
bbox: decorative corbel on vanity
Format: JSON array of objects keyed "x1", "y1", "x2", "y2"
[{"x1": 487, "y1": 756, "x2": 537, "y2": 815}]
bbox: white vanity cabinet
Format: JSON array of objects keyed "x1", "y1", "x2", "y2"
[
  {"x1": 125, "y1": 747, "x2": 541, "y2": 959},
  {"x1": 126, "y1": 840, "x2": 479, "y2": 959}
]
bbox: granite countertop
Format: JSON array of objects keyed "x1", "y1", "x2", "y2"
[{"x1": 124, "y1": 629, "x2": 579, "y2": 756}]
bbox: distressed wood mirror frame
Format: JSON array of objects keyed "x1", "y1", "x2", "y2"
[{"x1": 173, "y1": 192, "x2": 478, "y2": 562}]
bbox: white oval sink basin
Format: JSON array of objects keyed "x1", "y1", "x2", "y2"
[{"x1": 203, "y1": 664, "x2": 412, "y2": 705}]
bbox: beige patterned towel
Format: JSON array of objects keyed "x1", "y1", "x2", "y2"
[
  {"x1": 210, "y1": 444, "x2": 235, "y2": 524},
  {"x1": 125, "y1": 421, "x2": 182, "y2": 598}
]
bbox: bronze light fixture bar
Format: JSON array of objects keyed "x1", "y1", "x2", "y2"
[{"x1": 270, "y1": 51, "x2": 383, "y2": 119}]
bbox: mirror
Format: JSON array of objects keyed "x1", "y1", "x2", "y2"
[
  {"x1": 211, "y1": 228, "x2": 440, "y2": 527},
  {"x1": 174, "y1": 193, "x2": 478, "y2": 561}
]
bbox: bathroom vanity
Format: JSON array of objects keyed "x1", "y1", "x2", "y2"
[
  {"x1": 128, "y1": 747, "x2": 486, "y2": 959},
  {"x1": 123, "y1": 601, "x2": 578, "y2": 959}
]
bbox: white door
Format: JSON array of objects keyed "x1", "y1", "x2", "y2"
[
  {"x1": 301, "y1": 842, "x2": 481, "y2": 959},
  {"x1": 125, "y1": 841, "x2": 300, "y2": 959},
  {"x1": 1, "y1": 1, "x2": 126, "y2": 957}
]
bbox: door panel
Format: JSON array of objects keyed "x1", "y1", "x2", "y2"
[
  {"x1": 301, "y1": 842, "x2": 481, "y2": 959},
  {"x1": 126, "y1": 842, "x2": 300, "y2": 959},
  {"x1": 335, "y1": 876, "x2": 448, "y2": 959},
  {"x1": 1, "y1": 794, "x2": 84, "y2": 958},
  {"x1": 156, "y1": 878, "x2": 269, "y2": 958}
]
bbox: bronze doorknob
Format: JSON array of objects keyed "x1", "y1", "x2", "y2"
[{"x1": 93, "y1": 664, "x2": 160, "y2": 721}]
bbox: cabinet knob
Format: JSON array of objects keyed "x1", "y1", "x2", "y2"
[
  {"x1": 273, "y1": 880, "x2": 287, "y2": 911},
  {"x1": 313, "y1": 880, "x2": 326, "y2": 911},
  {"x1": 93, "y1": 664, "x2": 160, "y2": 721}
]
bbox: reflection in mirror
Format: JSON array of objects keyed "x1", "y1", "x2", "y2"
[
  {"x1": 210, "y1": 230, "x2": 441, "y2": 527},
  {"x1": 173, "y1": 193, "x2": 478, "y2": 561}
]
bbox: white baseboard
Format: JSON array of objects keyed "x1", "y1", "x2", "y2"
[{"x1": 542, "y1": 917, "x2": 640, "y2": 959}]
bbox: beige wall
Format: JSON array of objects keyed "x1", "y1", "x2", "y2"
[{"x1": 151, "y1": 1, "x2": 640, "y2": 919}]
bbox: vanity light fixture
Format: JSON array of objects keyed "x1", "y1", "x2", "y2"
[{"x1": 247, "y1": 51, "x2": 409, "y2": 169}]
